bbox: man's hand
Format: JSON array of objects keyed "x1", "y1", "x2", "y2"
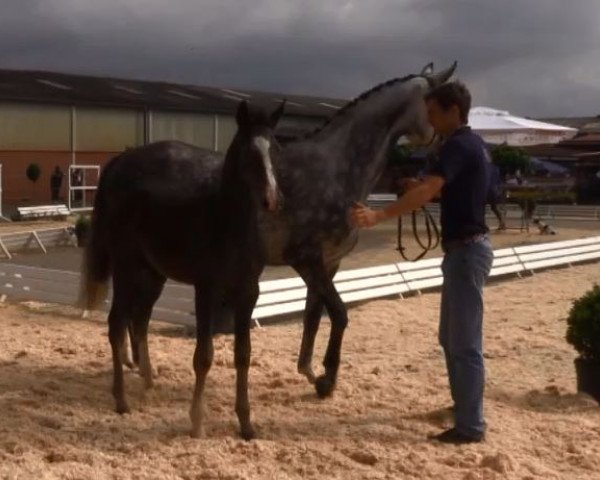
[
  {"x1": 351, "y1": 175, "x2": 444, "y2": 229},
  {"x1": 398, "y1": 177, "x2": 422, "y2": 192},
  {"x1": 351, "y1": 202, "x2": 384, "y2": 228}
]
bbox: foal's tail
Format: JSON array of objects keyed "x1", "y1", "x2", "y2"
[{"x1": 78, "y1": 158, "x2": 115, "y2": 311}]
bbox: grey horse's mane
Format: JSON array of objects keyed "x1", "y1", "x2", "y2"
[{"x1": 305, "y1": 74, "x2": 419, "y2": 139}]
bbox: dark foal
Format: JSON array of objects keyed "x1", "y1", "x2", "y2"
[{"x1": 80, "y1": 100, "x2": 284, "y2": 439}]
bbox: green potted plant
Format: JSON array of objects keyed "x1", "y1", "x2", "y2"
[
  {"x1": 74, "y1": 215, "x2": 91, "y2": 248},
  {"x1": 566, "y1": 284, "x2": 600, "y2": 403}
]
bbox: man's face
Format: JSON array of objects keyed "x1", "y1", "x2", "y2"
[{"x1": 426, "y1": 99, "x2": 462, "y2": 137}]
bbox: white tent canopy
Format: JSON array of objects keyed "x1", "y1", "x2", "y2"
[{"x1": 468, "y1": 107, "x2": 578, "y2": 146}]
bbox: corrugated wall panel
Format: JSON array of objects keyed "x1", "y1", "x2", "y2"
[
  {"x1": 151, "y1": 112, "x2": 214, "y2": 149},
  {"x1": 76, "y1": 107, "x2": 144, "y2": 151},
  {"x1": 216, "y1": 115, "x2": 237, "y2": 152},
  {"x1": 0, "y1": 102, "x2": 70, "y2": 150}
]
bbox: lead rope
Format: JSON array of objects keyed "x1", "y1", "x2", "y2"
[{"x1": 397, "y1": 206, "x2": 440, "y2": 262}]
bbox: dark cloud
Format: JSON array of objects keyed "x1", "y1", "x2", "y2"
[{"x1": 1, "y1": 0, "x2": 598, "y2": 117}]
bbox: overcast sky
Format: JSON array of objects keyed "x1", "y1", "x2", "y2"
[{"x1": 1, "y1": 0, "x2": 599, "y2": 117}]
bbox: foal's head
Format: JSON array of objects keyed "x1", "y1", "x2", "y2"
[{"x1": 229, "y1": 100, "x2": 285, "y2": 212}]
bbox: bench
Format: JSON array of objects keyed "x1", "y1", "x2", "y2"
[
  {"x1": 17, "y1": 204, "x2": 70, "y2": 220},
  {"x1": 367, "y1": 193, "x2": 397, "y2": 209}
]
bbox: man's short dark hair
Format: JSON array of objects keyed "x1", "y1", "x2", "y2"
[{"x1": 425, "y1": 82, "x2": 472, "y2": 124}]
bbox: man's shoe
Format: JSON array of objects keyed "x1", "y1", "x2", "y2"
[{"x1": 429, "y1": 428, "x2": 484, "y2": 444}]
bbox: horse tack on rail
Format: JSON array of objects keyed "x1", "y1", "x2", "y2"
[{"x1": 79, "y1": 100, "x2": 285, "y2": 440}]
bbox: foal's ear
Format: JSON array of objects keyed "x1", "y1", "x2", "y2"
[
  {"x1": 269, "y1": 99, "x2": 286, "y2": 129},
  {"x1": 236, "y1": 100, "x2": 250, "y2": 128}
]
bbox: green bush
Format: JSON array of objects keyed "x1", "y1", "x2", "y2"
[
  {"x1": 491, "y1": 145, "x2": 531, "y2": 176},
  {"x1": 26, "y1": 163, "x2": 41, "y2": 183},
  {"x1": 74, "y1": 215, "x2": 91, "y2": 248},
  {"x1": 389, "y1": 145, "x2": 417, "y2": 166},
  {"x1": 566, "y1": 285, "x2": 600, "y2": 362},
  {"x1": 75, "y1": 214, "x2": 91, "y2": 232}
]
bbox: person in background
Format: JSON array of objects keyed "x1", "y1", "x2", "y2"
[
  {"x1": 487, "y1": 162, "x2": 506, "y2": 230},
  {"x1": 50, "y1": 166, "x2": 63, "y2": 203}
]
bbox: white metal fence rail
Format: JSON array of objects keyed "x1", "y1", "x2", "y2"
[
  {"x1": 1, "y1": 236, "x2": 599, "y2": 327},
  {"x1": 367, "y1": 194, "x2": 600, "y2": 221},
  {"x1": 0, "y1": 227, "x2": 76, "y2": 259}
]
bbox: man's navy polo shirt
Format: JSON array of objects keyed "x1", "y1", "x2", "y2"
[{"x1": 428, "y1": 126, "x2": 491, "y2": 243}]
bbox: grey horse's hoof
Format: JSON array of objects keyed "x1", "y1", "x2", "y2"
[{"x1": 315, "y1": 375, "x2": 335, "y2": 398}]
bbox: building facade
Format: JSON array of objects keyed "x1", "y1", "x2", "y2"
[{"x1": 0, "y1": 69, "x2": 343, "y2": 210}]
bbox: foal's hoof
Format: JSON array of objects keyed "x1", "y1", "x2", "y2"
[
  {"x1": 240, "y1": 425, "x2": 257, "y2": 441},
  {"x1": 190, "y1": 425, "x2": 206, "y2": 439},
  {"x1": 315, "y1": 375, "x2": 335, "y2": 398},
  {"x1": 297, "y1": 365, "x2": 316, "y2": 384},
  {"x1": 123, "y1": 360, "x2": 135, "y2": 370},
  {"x1": 115, "y1": 403, "x2": 131, "y2": 415}
]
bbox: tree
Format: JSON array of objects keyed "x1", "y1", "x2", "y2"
[
  {"x1": 26, "y1": 163, "x2": 41, "y2": 183},
  {"x1": 26, "y1": 163, "x2": 42, "y2": 202},
  {"x1": 383, "y1": 145, "x2": 421, "y2": 193},
  {"x1": 388, "y1": 144, "x2": 417, "y2": 167},
  {"x1": 491, "y1": 144, "x2": 532, "y2": 177}
]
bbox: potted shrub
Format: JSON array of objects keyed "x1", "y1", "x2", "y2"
[
  {"x1": 566, "y1": 284, "x2": 600, "y2": 403},
  {"x1": 74, "y1": 215, "x2": 91, "y2": 248}
]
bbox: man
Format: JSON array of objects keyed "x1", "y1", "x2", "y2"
[{"x1": 352, "y1": 82, "x2": 493, "y2": 444}]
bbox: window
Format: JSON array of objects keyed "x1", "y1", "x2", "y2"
[
  {"x1": 168, "y1": 89, "x2": 202, "y2": 100},
  {"x1": 36, "y1": 79, "x2": 72, "y2": 90},
  {"x1": 318, "y1": 102, "x2": 341, "y2": 109},
  {"x1": 114, "y1": 85, "x2": 143, "y2": 95},
  {"x1": 221, "y1": 88, "x2": 251, "y2": 98}
]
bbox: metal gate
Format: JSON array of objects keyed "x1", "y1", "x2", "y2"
[{"x1": 68, "y1": 165, "x2": 100, "y2": 212}]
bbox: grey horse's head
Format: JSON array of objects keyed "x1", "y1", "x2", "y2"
[{"x1": 396, "y1": 62, "x2": 458, "y2": 146}]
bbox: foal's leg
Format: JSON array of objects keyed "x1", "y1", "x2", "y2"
[
  {"x1": 108, "y1": 292, "x2": 132, "y2": 414},
  {"x1": 190, "y1": 288, "x2": 216, "y2": 438},
  {"x1": 297, "y1": 263, "x2": 339, "y2": 384},
  {"x1": 294, "y1": 260, "x2": 348, "y2": 398},
  {"x1": 233, "y1": 283, "x2": 259, "y2": 440},
  {"x1": 121, "y1": 328, "x2": 135, "y2": 369},
  {"x1": 129, "y1": 268, "x2": 166, "y2": 390}
]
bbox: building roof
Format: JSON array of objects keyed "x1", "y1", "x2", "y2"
[
  {"x1": 536, "y1": 116, "x2": 600, "y2": 133},
  {"x1": 0, "y1": 68, "x2": 347, "y2": 119},
  {"x1": 561, "y1": 133, "x2": 600, "y2": 148},
  {"x1": 523, "y1": 143, "x2": 600, "y2": 162},
  {"x1": 470, "y1": 107, "x2": 577, "y2": 133}
]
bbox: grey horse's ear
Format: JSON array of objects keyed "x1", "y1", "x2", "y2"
[
  {"x1": 236, "y1": 100, "x2": 250, "y2": 128},
  {"x1": 426, "y1": 61, "x2": 458, "y2": 87},
  {"x1": 269, "y1": 99, "x2": 286, "y2": 129},
  {"x1": 420, "y1": 62, "x2": 434, "y2": 75}
]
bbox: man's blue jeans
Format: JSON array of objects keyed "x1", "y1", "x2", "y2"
[{"x1": 439, "y1": 237, "x2": 493, "y2": 437}]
